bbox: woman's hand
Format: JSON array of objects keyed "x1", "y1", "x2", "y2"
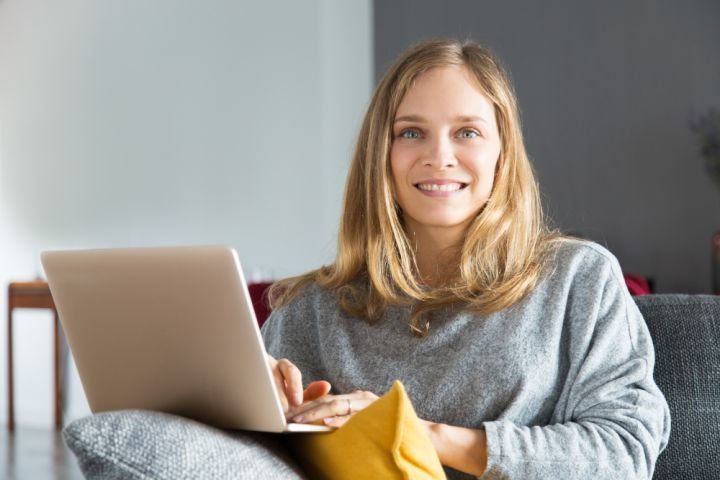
[
  {"x1": 288, "y1": 390, "x2": 379, "y2": 427},
  {"x1": 266, "y1": 355, "x2": 331, "y2": 414}
]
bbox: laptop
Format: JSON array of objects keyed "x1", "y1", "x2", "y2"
[{"x1": 41, "y1": 245, "x2": 330, "y2": 433}]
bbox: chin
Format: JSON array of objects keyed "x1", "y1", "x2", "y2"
[{"x1": 415, "y1": 216, "x2": 474, "y2": 230}]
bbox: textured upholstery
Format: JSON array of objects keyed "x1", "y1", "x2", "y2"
[
  {"x1": 63, "y1": 410, "x2": 306, "y2": 480},
  {"x1": 634, "y1": 294, "x2": 720, "y2": 480}
]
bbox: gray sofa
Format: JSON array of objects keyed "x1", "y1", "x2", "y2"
[
  {"x1": 634, "y1": 294, "x2": 720, "y2": 479},
  {"x1": 63, "y1": 294, "x2": 720, "y2": 479}
]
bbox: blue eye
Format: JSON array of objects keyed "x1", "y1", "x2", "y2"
[
  {"x1": 400, "y1": 129, "x2": 421, "y2": 139},
  {"x1": 458, "y1": 129, "x2": 479, "y2": 139}
]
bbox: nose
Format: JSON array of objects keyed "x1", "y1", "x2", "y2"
[{"x1": 423, "y1": 136, "x2": 457, "y2": 169}]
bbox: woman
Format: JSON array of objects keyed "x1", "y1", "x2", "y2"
[{"x1": 261, "y1": 39, "x2": 670, "y2": 479}]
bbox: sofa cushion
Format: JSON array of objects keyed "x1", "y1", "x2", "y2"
[
  {"x1": 63, "y1": 410, "x2": 307, "y2": 480},
  {"x1": 634, "y1": 294, "x2": 720, "y2": 479},
  {"x1": 288, "y1": 380, "x2": 446, "y2": 480}
]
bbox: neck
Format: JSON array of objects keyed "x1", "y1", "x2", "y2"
[{"x1": 404, "y1": 219, "x2": 469, "y2": 287}]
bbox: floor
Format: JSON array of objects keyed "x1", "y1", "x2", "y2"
[{"x1": 1, "y1": 426, "x2": 84, "y2": 480}]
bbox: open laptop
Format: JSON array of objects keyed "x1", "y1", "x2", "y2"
[{"x1": 41, "y1": 245, "x2": 330, "y2": 433}]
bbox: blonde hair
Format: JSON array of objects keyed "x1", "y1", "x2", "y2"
[{"x1": 269, "y1": 38, "x2": 559, "y2": 336}]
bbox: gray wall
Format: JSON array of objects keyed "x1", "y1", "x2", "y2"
[
  {"x1": 0, "y1": 0, "x2": 372, "y2": 427},
  {"x1": 375, "y1": 0, "x2": 720, "y2": 293}
]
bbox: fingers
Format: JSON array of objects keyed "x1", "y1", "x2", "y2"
[
  {"x1": 286, "y1": 380, "x2": 331, "y2": 419},
  {"x1": 269, "y1": 359, "x2": 291, "y2": 413},
  {"x1": 291, "y1": 391, "x2": 378, "y2": 425},
  {"x1": 303, "y1": 380, "x2": 332, "y2": 403},
  {"x1": 267, "y1": 355, "x2": 304, "y2": 413},
  {"x1": 322, "y1": 415, "x2": 351, "y2": 428},
  {"x1": 276, "y1": 358, "x2": 304, "y2": 407},
  {"x1": 291, "y1": 397, "x2": 350, "y2": 423}
]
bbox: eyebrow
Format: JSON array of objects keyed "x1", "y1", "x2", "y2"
[{"x1": 393, "y1": 114, "x2": 488, "y2": 124}]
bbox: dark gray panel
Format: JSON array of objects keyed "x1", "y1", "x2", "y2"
[{"x1": 374, "y1": 0, "x2": 720, "y2": 293}]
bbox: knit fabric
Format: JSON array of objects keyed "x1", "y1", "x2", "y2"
[
  {"x1": 262, "y1": 239, "x2": 671, "y2": 479},
  {"x1": 63, "y1": 410, "x2": 306, "y2": 480}
]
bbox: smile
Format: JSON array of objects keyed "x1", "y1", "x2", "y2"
[
  {"x1": 413, "y1": 181, "x2": 468, "y2": 198},
  {"x1": 414, "y1": 182, "x2": 468, "y2": 192}
]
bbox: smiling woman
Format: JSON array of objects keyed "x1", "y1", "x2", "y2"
[
  {"x1": 261, "y1": 39, "x2": 670, "y2": 479},
  {"x1": 270, "y1": 40, "x2": 552, "y2": 334}
]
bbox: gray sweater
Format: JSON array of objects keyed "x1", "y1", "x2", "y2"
[{"x1": 261, "y1": 239, "x2": 671, "y2": 479}]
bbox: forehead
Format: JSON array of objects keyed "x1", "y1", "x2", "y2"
[{"x1": 395, "y1": 66, "x2": 495, "y2": 120}]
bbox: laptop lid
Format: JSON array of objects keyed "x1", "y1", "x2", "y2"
[{"x1": 41, "y1": 245, "x2": 328, "y2": 432}]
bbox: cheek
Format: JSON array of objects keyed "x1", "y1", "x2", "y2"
[
  {"x1": 389, "y1": 147, "x2": 411, "y2": 190},
  {"x1": 464, "y1": 148, "x2": 500, "y2": 196},
  {"x1": 484, "y1": 158, "x2": 502, "y2": 199},
  {"x1": 485, "y1": 153, "x2": 500, "y2": 183},
  {"x1": 484, "y1": 159, "x2": 499, "y2": 193},
  {"x1": 464, "y1": 145, "x2": 498, "y2": 172}
]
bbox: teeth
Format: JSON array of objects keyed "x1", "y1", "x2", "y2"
[{"x1": 417, "y1": 183, "x2": 463, "y2": 192}]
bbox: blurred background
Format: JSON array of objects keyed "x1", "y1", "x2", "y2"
[{"x1": 1, "y1": 0, "x2": 718, "y2": 432}]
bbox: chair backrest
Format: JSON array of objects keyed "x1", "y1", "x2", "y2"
[
  {"x1": 248, "y1": 282, "x2": 273, "y2": 328},
  {"x1": 634, "y1": 294, "x2": 720, "y2": 479}
]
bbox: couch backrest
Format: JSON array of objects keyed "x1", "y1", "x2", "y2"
[
  {"x1": 248, "y1": 282, "x2": 273, "y2": 328},
  {"x1": 634, "y1": 294, "x2": 720, "y2": 479}
]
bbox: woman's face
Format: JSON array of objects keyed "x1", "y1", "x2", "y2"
[{"x1": 390, "y1": 66, "x2": 501, "y2": 236}]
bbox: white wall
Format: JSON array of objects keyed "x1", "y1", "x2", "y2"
[{"x1": 0, "y1": 0, "x2": 372, "y2": 428}]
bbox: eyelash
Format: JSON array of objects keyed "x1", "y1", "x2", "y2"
[
  {"x1": 398, "y1": 129, "x2": 422, "y2": 139},
  {"x1": 396, "y1": 128, "x2": 482, "y2": 139},
  {"x1": 458, "y1": 129, "x2": 480, "y2": 139}
]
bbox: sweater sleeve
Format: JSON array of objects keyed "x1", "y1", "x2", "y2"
[
  {"x1": 480, "y1": 253, "x2": 671, "y2": 479},
  {"x1": 260, "y1": 288, "x2": 326, "y2": 387}
]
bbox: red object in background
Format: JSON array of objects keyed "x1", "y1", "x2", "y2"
[
  {"x1": 248, "y1": 282, "x2": 273, "y2": 328},
  {"x1": 624, "y1": 274, "x2": 652, "y2": 296}
]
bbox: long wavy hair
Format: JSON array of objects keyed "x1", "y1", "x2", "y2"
[{"x1": 269, "y1": 38, "x2": 559, "y2": 336}]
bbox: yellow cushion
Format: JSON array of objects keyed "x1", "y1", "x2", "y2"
[{"x1": 288, "y1": 380, "x2": 447, "y2": 480}]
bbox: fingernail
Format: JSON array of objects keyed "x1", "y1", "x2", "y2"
[
  {"x1": 323, "y1": 417, "x2": 333, "y2": 425},
  {"x1": 293, "y1": 416, "x2": 304, "y2": 423}
]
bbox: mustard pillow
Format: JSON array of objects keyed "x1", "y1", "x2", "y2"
[{"x1": 287, "y1": 380, "x2": 447, "y2": 480}]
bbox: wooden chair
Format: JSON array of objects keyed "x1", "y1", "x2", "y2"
[{"x1": 6, "y1": 281, "x2": 63, "y2": 431}]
